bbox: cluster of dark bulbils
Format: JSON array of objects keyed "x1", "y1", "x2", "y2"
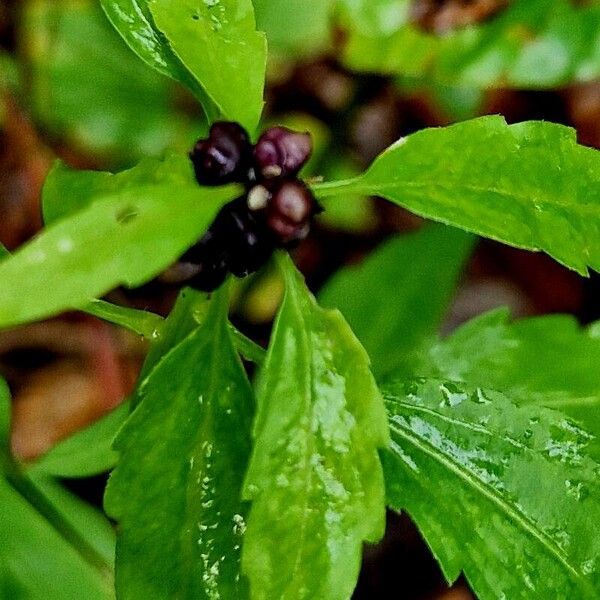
[{"x1": 163, "y1": 122, "x2": 320, "y2": 292}]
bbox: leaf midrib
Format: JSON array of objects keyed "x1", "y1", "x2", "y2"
[{"x1": 387, "y1": 402, "x2": 584, "y2": 581}]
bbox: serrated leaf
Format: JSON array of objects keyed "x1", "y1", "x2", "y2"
[
  {"x1": 408, "y1": 308, "x2": 600, "y2": 438},
  {"x1": 318, "y1": 225, "x2": 474, "y2": 377},
  {"x1": 0, "y1": 155, "x2": 237, "y2": 329},
  {"x1": 338, "y1": 0, "x2": 600, "y2": 89},
  {"x1": 22, "y1": 0, "x2": 195, "y2": 163},
  {"x1": 104, "y1": 287, "x2": 254, "y2": 599},
  {"x1": 313, "y1": 116, "x2": 600, "y2": 276},
  {"x1": 149, "y1": 0, "x2": 267, "y2": 132},
  {"x1": 242, "y1": 255, "x2": 387, "y2": 600},
  {"x1": 383, "y1": 377, "x2": 600, "y2": 599}
]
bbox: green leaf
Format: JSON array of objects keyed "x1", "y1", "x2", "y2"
[
  {"x1": 0, "y1": 155, "x2": 237, "y2": 329},
  {"x1": 383, "y1": 377, "x2": 600, "y2": 599},
  {"x1": 0, "y1": 478, "x2": 113, "y2": 600},
  {"x1": 253, "y1": 0, "x2": 333, "y2": 57},
  {"x1": 408, "y1": 308, "x2": 600, "y2": 438},
  {"x1": 104, "y1": 287, "x2": 254, "y2": 599},
  {"x1": 318, "y1": 225, "x2": 474, "y2": 377},
  {"x1": 149, "y1": 0, "x2": 267, "y2": 132},
  {"x1": 313, "y1": 116, "x2": 600, "y2": 276},
  {"x1": 23, "y1": 0, "x2": 196, "y2": 164},
  {"x1": 30, "y1": 401, "x2": 130, "y2": 478},
  {"x1": 338, "y1": 0, "x2": 600, "y2": 89},
  {"x1": 242, "y1": 254, "x2": 388, "y2": 600},
  {"x1": 99, "y1": 0, "x2": 210, "y2": 111},
  {"x1": 42, "y1": 153, "x2": 197, "y2": 225},
  {"x1": 83, "y1": 300, "x2": 163, "y2": 339},
  {"x1": 28, "y1": 475, "x2": 116, "y2": 568},
  {"x1": 0, "y1": 377, "x2": 10, "y2": 454}
]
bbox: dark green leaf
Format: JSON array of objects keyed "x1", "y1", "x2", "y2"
[
  {"x1": 313, "y1": 116, "x2": 600, "y2": 275},
  {"x1": 383, "y1": 377, "x2": 600, "y2": 599},
  {"x1": 0, "y1": 155, "x2": 237, "y2": 329},
  {"x1": 30, "y1": 401, "x2": 130, "y2": 478},
  {"x1": 149, "y1": 0, "x2": 267, "y2": 132},
  {"x1": 339, "y1": 0, "x2": 600, "y2": 89},
  {"x1": 23, "y1": 0, "x2": 196, "y2": 164},
  {"x1": 104, "y1": 287, "x2": 254, "y2": 599},
  {"x1": 409, "y1": 308, "x2": 600, "y2": 438},
  {"x1": 318, "y1": 225, "x2": 474, "y2": 376},
  {"x1": 242, "y1": 255, "x2": 388, "y2": 600}
]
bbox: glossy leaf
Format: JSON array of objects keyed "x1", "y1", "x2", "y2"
[
  {"x1": 383, "y1": 377, "x2": 600, "y2": 599},
  {"x1": 30, "y1": 401, "x2": 130, "y2": 478},
  {"x1": 339, "y1": 0, "x2": 600, "y2": 89},
  {"x1": 0, "y1": 155, "x2": 237, "y2": 329},
  {"x1": 253, "y1": 0, "x2": 333, "y2": 57},
  {"x1": 409, "y1": 308, "x2": 600, "y2": 438},
  {"x1": 149, "y1": 0, "x2": 267, "y2": 132},
  {"x1": 99, "y1": 0, "x2": 207, "y2": 106},
  {"x1": 318, "y1": 225, "x2": 474, "y2": 376},
  {"x1": 242, "y1": 255, "x2": 388, "y2": 600},
  {"x1": 23, "y1": 0, "x2": 195, "y2": 163},
  {"x1": 104, "y1": 288, "x2": 254, "y2": 599},
  {"x1": 313, "y1": 116, "x2": 600, "y2": 275}
]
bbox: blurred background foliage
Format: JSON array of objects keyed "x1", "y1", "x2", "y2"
[{"x1": 2, "y1": 1, "x2": 600, "y2": 598}]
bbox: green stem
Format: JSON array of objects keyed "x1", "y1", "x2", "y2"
[{"x1": 310, "y1": 177, "x2": 362, "y2": 198}]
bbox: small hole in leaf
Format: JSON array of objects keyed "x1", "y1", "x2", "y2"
[{"x1": 116, "y1": 206, "x2": 138, "y2": 225}]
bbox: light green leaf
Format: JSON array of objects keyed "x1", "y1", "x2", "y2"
[
  {"x1": 99, "y1": 0, "x2": 209, "y2": 110},
  {"x1": 0, "y1": 476, "x2": 113, "y2": 600},
  {"x1": 42, "y1": 153, "x2": 196, "y2": 225},
  {"x1": 0, "y1": 378, "x2": 10, "y2": 455},
  {"x1": 313, "y1": 116, "x2": 600, "y2": 276},
  {"x1": 339, "y1": 0, "x2": 600, "y2": 89},
  {"x1": 0, "y1": 155, "x2": 237, "y2": 329},
  {"x1": 23, "y1": 0, "x2": 196, "y2": 164},
  {"x1": 408, "y1": 308, "x2": 600, "y2": 438},
  {"x1": 84, "y1": 300, "x2": 163, "y2": 339},
  {"x1": 149, "y1": 0, "x2": 267, "y2": 132},
  {"x1": 383, "y1": 377, "x2": 600, "y2": 599},
  {"x1": 242, "y1": 254, "x2": 388, "y2": 600},
  {"x1": 104, "y1": 287, "x2": 254, "y2": 599},
  {"x1": 318, "y1": 225, "x2": 474, "y2": 376},
  {"x1": 253, "y1": 0, "x2": 333, "y2": 57},
  {"x1": 28, "y1": 475, "x2": 116, "y2": 567},
  {"x1": 30, "y1": 401, "x2": 130, "y2": 478}
]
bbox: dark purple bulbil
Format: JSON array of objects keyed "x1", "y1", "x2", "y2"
[
  {"x1": 181, "y1": 122, "x2": 320, "y2": 291},
  {"x1": 253, "y1": 126, "x2": 312, "y2": 179},
  {"x1": 264, "y1": 180, "x2": 319, "y2": 246},
  {"x1": 189, "y1": 122, "x2": 251, "y2": 185}
]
